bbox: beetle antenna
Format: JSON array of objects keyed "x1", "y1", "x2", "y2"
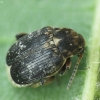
[{"x1": 66, "y1": 54, "x2": 83, "y2": 90}]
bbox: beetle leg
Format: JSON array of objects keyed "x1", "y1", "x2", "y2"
[
  {"x1": 31, "y1": 76, "x2": 55, "y2": 88},
  {"x1": 42, "y1": 76, "x2": 55, "y2": 86},
  {"x1": 31, "y1": 82, "x2": 42, "y2": 88},
  {"x1": 16, "y1": 33, "x2": 27, "y2": 40},
  {"x1": 59, "y1": 57, "x2": 71, "y2": 76}
]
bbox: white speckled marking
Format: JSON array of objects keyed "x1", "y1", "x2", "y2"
[
  {"x1": 66, "y1": 31, "x2": 69, "y2": 33},
  {"x1": 28, "y1": 33, "x2": 33, "y2": 38},
  {"x1": 53, "y1": 37, "x2": 61, "y2": 46},
  {"x1": 70, "y1": 43, "x2": 72, "y2": 46},
  {"x1": 50, "y1": 41, "x2": 54, "y2": 45},
  {"x1": 19, "y1": 42, "x2": 26, "y2": 50}
]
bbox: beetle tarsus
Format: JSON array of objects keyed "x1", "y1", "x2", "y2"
[{"x1": 16, "y1": 33, "x2": 27, "y2": 40}]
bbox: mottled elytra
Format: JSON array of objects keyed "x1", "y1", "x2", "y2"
[{"x1": 6, "y1": 26, "x2": 85, "y2": 89}]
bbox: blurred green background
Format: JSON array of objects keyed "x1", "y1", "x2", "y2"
[{"x1": 0, "y1": 0, "x2": 97, "y2": 100}]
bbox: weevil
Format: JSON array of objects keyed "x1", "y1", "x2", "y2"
[{"x1": 6, "y1": 26, "x2": 85, "y2": 89}]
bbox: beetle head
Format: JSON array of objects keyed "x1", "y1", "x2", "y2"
[
  {"x1": 53, "y1": 28, "x2": 85, "y2": 58},
  {"x1": 66, "y1": 34, "x2": 85, "y2": 90}
]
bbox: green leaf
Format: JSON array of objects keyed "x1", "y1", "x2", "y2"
[{"x1": 0, "y1": 0, "x2": 99, "y2": 100}]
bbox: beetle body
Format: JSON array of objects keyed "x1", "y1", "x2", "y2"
[{"x1": 6, "y1": 26, "x2": 85, "y2": 88}]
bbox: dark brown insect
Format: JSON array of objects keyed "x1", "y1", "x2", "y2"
[{"x1": 6, "y1": 26, "x2": 85, "y2": 89}]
